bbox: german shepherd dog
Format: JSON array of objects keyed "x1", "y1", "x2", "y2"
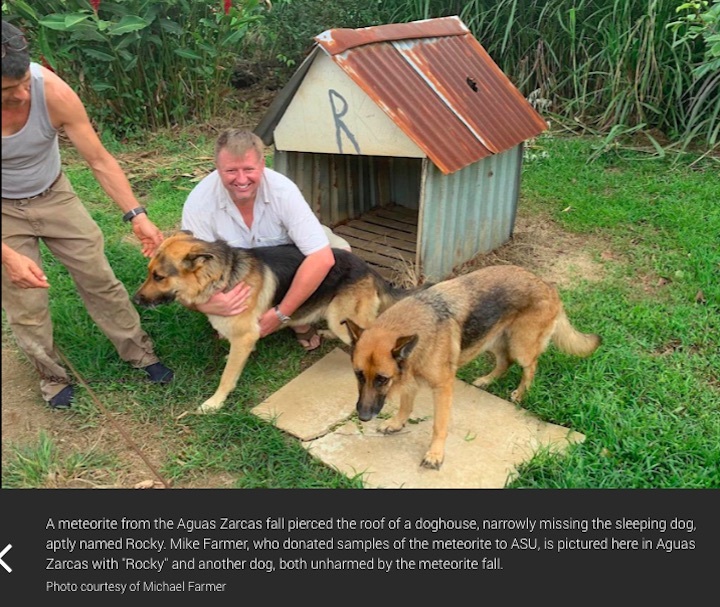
[
  {"x1": 134, "y1": 231, "x2": 412, "y2": 414},
  {"x1": 343, "y1": 265, "x2": 601, "y2": 469}
]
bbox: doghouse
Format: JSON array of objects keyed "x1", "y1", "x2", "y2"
[{"x1": 255, "y1": 16, "x2": 547, "y2": 282}]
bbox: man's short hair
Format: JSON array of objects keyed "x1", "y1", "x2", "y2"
[
  {"x1": 2, "y1": 20, "x2": 31, "y2": 79},
  {"x1": 214, "y1": 129, "x2": 265, "y2": 164}
]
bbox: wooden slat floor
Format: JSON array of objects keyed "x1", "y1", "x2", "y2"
[{"x1": 334, "y1": 205, "x2": 419, "y2": 283}]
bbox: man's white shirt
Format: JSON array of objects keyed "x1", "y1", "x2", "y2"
[{"x1": 181, "y1": 167, "x2": 329, "y2": 255}]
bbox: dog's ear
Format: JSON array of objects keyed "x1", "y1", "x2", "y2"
[
  {"x1": 169, "y1": 229, "x2": 194, "y2": 239},
  {"x1": 392, "y1": 334, "x2": 418, "y2": 363},
  {"x1": 341, "y1": 318, "x2": 364, "y2": 345},
  {"x1": 182, "y1": 252, "x2": 215, "y2": 271}
]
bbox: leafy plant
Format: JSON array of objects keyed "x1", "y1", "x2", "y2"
[
  {"x1": 668, "y1": 0, "x2": 720, "y2": 149},
  {"x1": 4, "y1": 0, "x2": 267, "y2": 137},
  {"x1": 253, "y1": 0, "x2": 388, "y2": 81}
]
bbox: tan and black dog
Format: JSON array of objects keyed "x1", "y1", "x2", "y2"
[
  {"x1": 134, "y1": 231, "x2": 414, "y2": 414},
  {"x1": 343, "y1": 264, "x2": 601, "y2": 470}
]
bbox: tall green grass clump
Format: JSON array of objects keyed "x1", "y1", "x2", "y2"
[
  {"x1": 2, "y1": 431, "x2": 114, "y2": 488},
  {"x1": 255, "y1": 0, "x2": 389, "y2": 72}
]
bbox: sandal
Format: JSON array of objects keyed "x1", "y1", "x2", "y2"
[{"x1": 294, "y1": 326, "x2": 322, "y2": 352}]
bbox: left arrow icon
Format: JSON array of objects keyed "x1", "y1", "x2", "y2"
[{"x1": 0, "y1": 544, "x2": 12, "y2": 573}]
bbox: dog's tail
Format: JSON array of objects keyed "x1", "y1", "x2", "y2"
[
  {"x1": 551, "y1": 308, "x2": 602, "y2": 357},
  {"x1": 372, "y1": 269, "x2": 432, "y2": 311}
]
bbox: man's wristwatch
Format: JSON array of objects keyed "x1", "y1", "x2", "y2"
[
  {"x1": 274, "y1": 306, "x2": 291, "y2": 325},
  {"x1": 122, "y1": 207, "x2": 147, "y2": 222}
]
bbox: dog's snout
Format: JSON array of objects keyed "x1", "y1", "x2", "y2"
[
  {"x1": 356, "y1": 403, "x2": 375, "y2": 422},
  {"x1": 356, "y1": 392, "x2": 386, "y2": 422},
  {"x1": 133, "y1": 290, "x2": 151, "y2": 306},
  {"x1": 132, "y1": 285, "x2": 176, "y2": 308}
]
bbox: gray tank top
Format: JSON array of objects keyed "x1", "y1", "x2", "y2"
[{"x1": 1, "y1": 62, "x2": 62, "y2": 198}]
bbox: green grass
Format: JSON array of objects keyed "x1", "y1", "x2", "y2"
[
  {"x1": 463, "y1": 134, "x2": 720, "y2": 488},
  {"x1": 2, "y1": 432, "x2": 116, "y2": 488},
  {"x1": 2, "y1": 131, "x2": 718, "y2": 488}
]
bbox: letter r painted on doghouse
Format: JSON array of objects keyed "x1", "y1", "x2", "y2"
[{"x1": 329, "y1": 89, "x2": 361, "y2": 154}]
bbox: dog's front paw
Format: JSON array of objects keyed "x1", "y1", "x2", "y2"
[
  {"x1": 472, "y1": 376, "x2": 492, "y2": 388},
  {"x1": 378, "y1": 418, "x2": 405, "y2": 434},
  {"x1": 421, "y1": 450, "x2": 444, "y2": 470},
  {"x1": 196, "y1": 398, "x2": 224, "y2": 414}
]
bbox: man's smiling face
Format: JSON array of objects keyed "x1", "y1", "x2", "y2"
[{"x1": 216, "y1": 146, "x2": 264, "y2": 207}]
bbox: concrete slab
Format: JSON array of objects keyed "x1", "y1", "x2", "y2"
[
  {"x1": 252, "y1": 348, "x2": 584, "y2": 488},
  {"x1": 252, "y1": 348, "x2": 360, "y2": 441}
]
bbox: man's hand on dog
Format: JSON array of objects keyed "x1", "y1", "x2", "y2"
[
  {"x1": 131, "y1": 214, "x2": 165, "y2": 258},
  {"x1": 258, "y1": 308, "x2": 284, "y2": 337},
  {"x1": 196, "y1": 282, "x2": 251, "y2": 316},
  {"x1": 195, "y1": 283, "x2": 287, "y2": 337}
]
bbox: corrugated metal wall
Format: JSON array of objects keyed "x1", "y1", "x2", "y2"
[
  {"x1": 418, "y1": 144, "x2": 523, "y2": 280},
  {"x1": 275, "y1": 145, "x2": 522, "y2": 282},
  {"x1": 274, "y1": 151, "x2": 421, "y2": 224}
]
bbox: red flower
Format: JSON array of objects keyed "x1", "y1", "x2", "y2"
[
  {"x1": 223, "y1": 0, "x2": 231, "y2": 15},
  {"x1": 91, "y1": 0, "x2": 101, "y2": 12}
]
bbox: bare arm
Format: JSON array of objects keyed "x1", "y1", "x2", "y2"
[
  {"x1": 42, "y1": 67, "x2": 163, "y2": 257},
  {"x1": 258, "y1": 245, "x2": 335, "y2": 337},
  {"x1": 194, "y1": 246, "x2": 335, "y2": 335}
]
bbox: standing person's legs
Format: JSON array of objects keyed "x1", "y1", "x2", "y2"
[
  {"x1": 39, "y1": 177, "x2": 160, "y2": 367},
  {"x1": 2, "y1": 177, "x2": 173, "y2": 409},
  {"x1": 37, "y1": 177, "x2": 172, "y2": 384},
  {"x1": 2, "y1": 198, "x2": 72, "y2": 406}
]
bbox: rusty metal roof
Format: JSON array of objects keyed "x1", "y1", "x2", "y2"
[{"x1": 256, "y1": 17, "x2": 548, "y2": 175}]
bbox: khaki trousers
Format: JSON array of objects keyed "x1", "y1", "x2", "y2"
[{"x1": 2, "y1": 174, "x2": 158, "y2": 401}]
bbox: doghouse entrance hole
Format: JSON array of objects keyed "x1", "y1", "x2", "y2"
[{"x1": 334, "y1": 205, "x2": 418, "y2": 284}]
